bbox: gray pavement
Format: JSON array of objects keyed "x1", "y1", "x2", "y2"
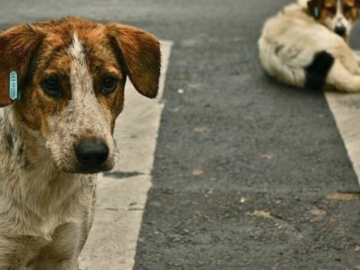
[
  {"x1": 132, "y1": 1, "x2": 360, "y2": 269},
  {"x1": 1, "y1": 0, "x2": 360, "y2": 269}
]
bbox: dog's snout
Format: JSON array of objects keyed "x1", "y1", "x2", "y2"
[
  {"x1": 335, "y1": 26, "x2": 346, "y2": 37},
  {"x1": 74, "y1": 140, "x2": 109, "y2": 171}
]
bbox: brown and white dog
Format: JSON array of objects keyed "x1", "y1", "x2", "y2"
[
  {"x1": 0, "y1": 17, "x2": 160, "y2": 269},
  {"x1": 258, "y1": 0, "x2": 360, "y2": 92}
]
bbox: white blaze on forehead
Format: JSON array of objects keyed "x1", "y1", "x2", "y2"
[
  {"x1": 335, "y1": 0, "x2": 345, "y2": 25},
  {"x1": 68, "y1": 33, "x2": 94, "y2": 99},
  {"x1": 337, "y1": 0, "x2": 342, "y2": 16},
  {"x1": 69, "y1": 33, "x2": 85, "y2": 61},
  {"x1": 66, "y1": 33, "x2": 110, "y2": 138}
]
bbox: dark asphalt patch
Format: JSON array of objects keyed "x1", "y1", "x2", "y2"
[
  {"x1": 135, "y1": 190, "x2": 360, "y2": 270},
  {"x1": 133, "y1": 0, "x2": 360, "y2": 269}
]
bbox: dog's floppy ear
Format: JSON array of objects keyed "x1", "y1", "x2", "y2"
[
  {"x1": 0, "y1": 24, "x2": 43, "y2": 107},
  {"x1": 307, "y1": 0, "x2": 324, "y2": 19},
  {"x1": 106, "y1": 23, "x2": 161, "y2": 99},
  {"x1": 351, "y1": 0, "x2": 360, "y2": 19}
]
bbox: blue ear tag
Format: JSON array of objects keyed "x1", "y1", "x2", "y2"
[
  {"x1": 9, "y1": 71, "x2": 21, "y2": 101},
  {"x1": 314, "y1": 7, "x2": 320, "y2": 18}
]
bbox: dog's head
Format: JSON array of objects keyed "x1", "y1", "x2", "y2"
[
  {"x1": 0, "y1": 17, "x2": 161, "y2": 174},
  {"x1": 307, "y1": 0, "x2": 360, "y2": 40}
]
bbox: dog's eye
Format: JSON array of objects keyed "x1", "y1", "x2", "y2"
[
  {"x1": 101, "y1": 77, "x2": 118, "y2": 95},
  {"x1": 326, "y1": 6, "x2": 336, "y2": 14},
  {"x1": 41, "y1": 78, "x2": 62, "y2": 98},
  {"x1": 343, "y1": 6, "x2": 352, "y2": 14}
]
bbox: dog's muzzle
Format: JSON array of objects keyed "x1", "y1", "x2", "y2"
[{"x1": 74, "y1": 139, "x2": 109, "y2": 173}]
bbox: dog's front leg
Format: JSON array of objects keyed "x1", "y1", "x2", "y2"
[
  {"x1": 27, "y1": 222, "x2": 87, "y2": 270},
  {"x1": 0, "y1": 235, "x2": 37, "y2": 270}
]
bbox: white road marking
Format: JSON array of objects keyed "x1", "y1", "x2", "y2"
[
  {"x1": 326, "y1": 92, "x2": 360, "y2": 185},
  {"x1": 79, "y1": 40, "x2": 173, "y2": 270}
]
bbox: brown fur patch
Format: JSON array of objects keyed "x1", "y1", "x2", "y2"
[
  {"x1": 0, "y1": 17, "x2": 161, "y2": 148},
  {"x1": 0, "y1": 24, "x2": 44, "y2": 106},
  {"x1": 307, "y1": 0, "x2": 360, "y2": 20},
  {"x1": 345, "y1": 0, "x2": 360, "y2": 20},
  {"x1": 106, "y1": 23, "x2": 161, "y2": 99}
]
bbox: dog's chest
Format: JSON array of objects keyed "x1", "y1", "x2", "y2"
[{"x1": 0, "y1": 169, "x2": 95, "y2": 236}]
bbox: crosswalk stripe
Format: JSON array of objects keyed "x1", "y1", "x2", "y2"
[
  {"x1": 79, "y1": 40, "x2": 173, "y2": 270},
  {"x1": 325, "y1": 92, "x2": 360, "y2": 185}
]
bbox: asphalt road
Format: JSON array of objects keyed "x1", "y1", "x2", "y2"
[{"x1": 1, "y1": 0, "x2": 360, "y2": 269}]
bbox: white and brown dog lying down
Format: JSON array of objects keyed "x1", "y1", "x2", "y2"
[
  {"x1": 0, "y1": 17, "x2": 160, "y2": 269},
  {"x1": 258, "y1": 0, "x2": 360, "y2": 92}
]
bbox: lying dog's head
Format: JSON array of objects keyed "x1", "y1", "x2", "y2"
[
  {"x1": 0, "y1": 17, "x2": 161, "y2": 174},
  {"x1": 307, "y1": 0, "x2": 360, "y2": 40}
]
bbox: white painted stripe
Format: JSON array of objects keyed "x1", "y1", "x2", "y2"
[
  {"x1": 325, "y1": 92, "x2": 360, "y2": 185},
  {"x1": 79, "y1": 40, "x2": 173, "y2": 270}
]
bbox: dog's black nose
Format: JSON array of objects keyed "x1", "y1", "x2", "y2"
[
  {"x1": 74, "y1": 140, "x2": 109, "y2": 170},
  {"x1": 335, "y1": 26, "x2": 346, "y2": 37}
]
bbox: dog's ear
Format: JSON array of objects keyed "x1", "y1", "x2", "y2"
[
  {"x1": 106, "y1": 23, "x2": 161, "y2": 99},
  {"x1": 351, "y1": 0, "x2": 360, "y2": 19},
  {"x1": 307, "y1": 0, "x2": 324, "y2": 19},
  {"x1": 0, "y1": 24, "x2": 43, "y2": 107}
]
